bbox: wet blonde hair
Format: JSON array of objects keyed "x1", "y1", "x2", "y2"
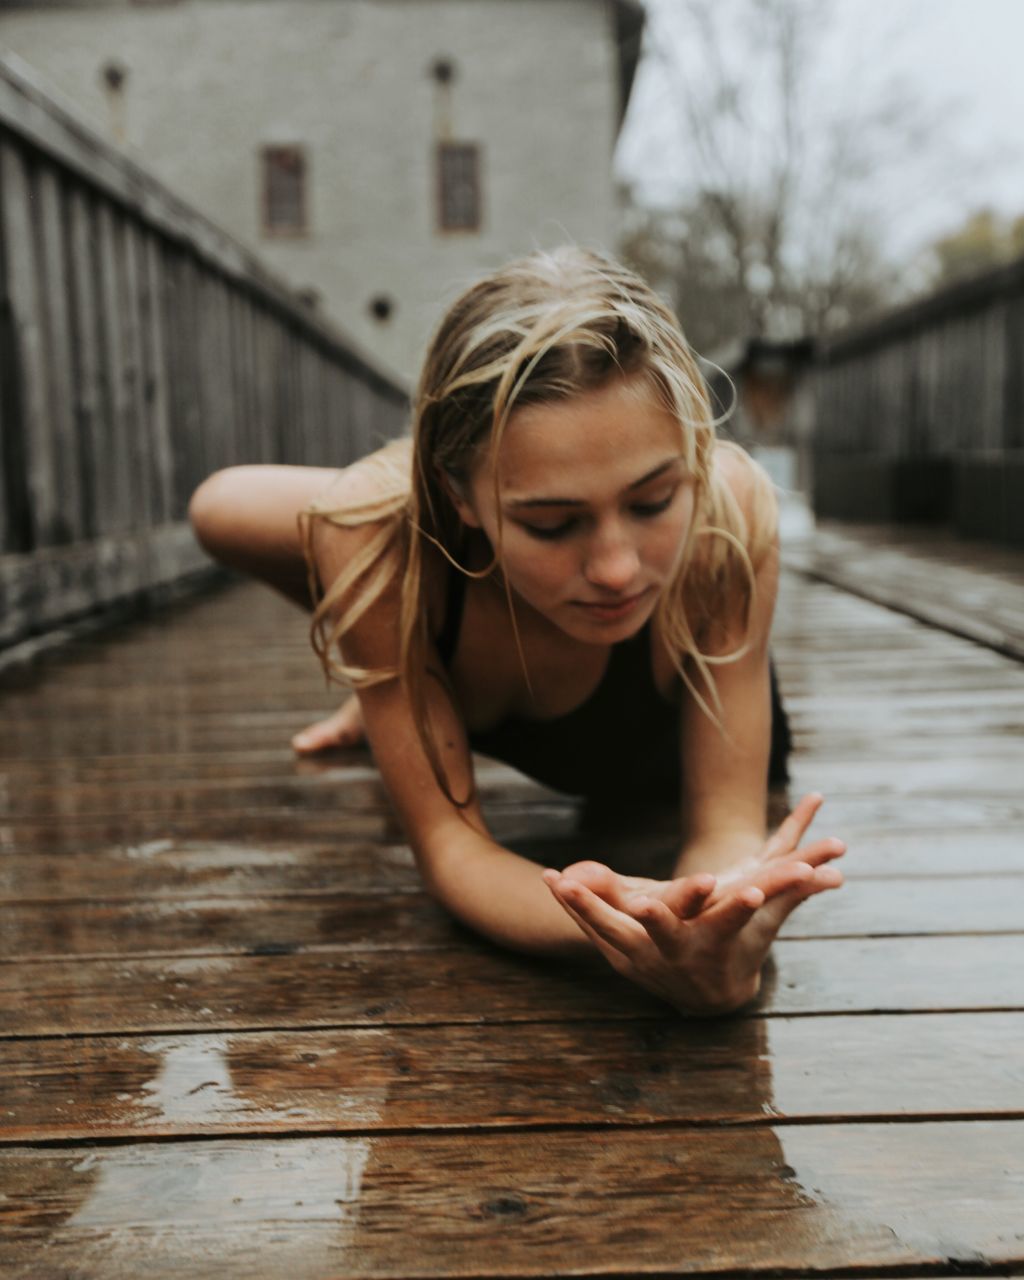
[{"x1": 299, "y1": 246, "x2": 777, "y2": 802}]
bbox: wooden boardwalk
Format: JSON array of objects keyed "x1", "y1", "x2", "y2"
[{"x1": 1, "y1": 559, "x2": 1023, "y2": 1278}]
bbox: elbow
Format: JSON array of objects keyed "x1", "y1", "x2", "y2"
[
  {"x1": 188, "y1": 467, "x2": 245, "y2": 560},
  {"x1": 412, "y1": 837, "x2": 457, "y2": 909}
]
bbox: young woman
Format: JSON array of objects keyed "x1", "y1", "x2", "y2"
[{"x1": 189, "y1": 246, "x2": 845, "y2": 1016}]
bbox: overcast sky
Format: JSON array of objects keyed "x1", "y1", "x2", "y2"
[{"x1": 616, "y1": 0, "x2": 1024, "y2": 262}]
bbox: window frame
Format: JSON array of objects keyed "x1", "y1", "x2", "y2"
[
  {"x1": 260, "y1": 144, "x2": 309, "y2": 239},
  {"x1": 436, "y1": 141, "x2": 482, "y2": 234}
]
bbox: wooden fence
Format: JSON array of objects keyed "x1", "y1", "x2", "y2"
[
  {"x1": 0, "y1": 54, "x2": 408, "y2": 652},
  {"x1": 813, "y1": 256, "x2": 1024, "y2": 546}
]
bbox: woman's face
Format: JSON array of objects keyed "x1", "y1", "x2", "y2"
[{"x1": 454, "y1": 374, "x2": 696, "y2": 645}]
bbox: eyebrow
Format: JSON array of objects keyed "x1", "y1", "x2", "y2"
[{"x1": 505, "y1": 458, "x2": 683, "y2": 509}]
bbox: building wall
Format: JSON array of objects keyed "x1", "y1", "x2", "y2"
[{"x1": 0, "y1": 0, "x2": 624, "y2": 383}]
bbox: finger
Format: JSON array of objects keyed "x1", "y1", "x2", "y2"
[
  {"x1": 813, "y1": 865, "x2": 844, "y2": 891},
  {"x1": 762, "y1": 793, "x2": 824, "y2": 859},
  {"x1": 795, "y1": 837, "x2": 846, "y2": 868},
  {"x1": 543, "y1": 870, "x2": 622, "y2": 957},
  {"x1": 748, "y1": 860, "x2": 814, "y2": 902},
  {"x1": 630, "y1": 896, "x2": 686, "y2": 953},
  {"x1": 753, "y1": 864, "x2": 845, "y2": 934},
  {"x1": 548, "y1": 883, "x2": 611, "y2": 949},
  {"x1": 659, "y1": 873, "x2": 717, "y2": 920},
  {"x1": 703, "y1": 884, "x2": 766, "y2": 936},
  {"x1": 547, "y1": 876, "x2": 648, "y2": 958},
  {"x1": 559, "y1": 861, "x2": 656, "y2": 911}
]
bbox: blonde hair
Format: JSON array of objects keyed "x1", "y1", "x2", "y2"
[{"x1": 299, "y1": 246, "x2": 777, "y2": 802}]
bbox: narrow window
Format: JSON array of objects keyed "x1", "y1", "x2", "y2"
[
  {"x1": 262, "y1": 146, "x2": 307, "y2": 236},
  {"x1": 437, "y1": 143, "x2": 481, "y2": 232}
]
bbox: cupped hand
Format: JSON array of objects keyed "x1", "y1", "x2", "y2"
[{"x1": 540, "y1": 793, "x2": 845, "y2": 1015}]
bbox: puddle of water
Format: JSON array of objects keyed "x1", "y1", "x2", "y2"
[
  {"x1": 777, "y1": 1120, "x2": 1024, "y2": 1268},
  {"x1": 60, "y1": 1137, "x2": 373, "y2": 1275},
  {"x1": 131, "y1": 1034, "x2": 389, "y2": 1130}
]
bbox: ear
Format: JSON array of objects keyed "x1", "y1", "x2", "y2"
[{"x1": 437, "y1": 469, "x2": 483, "y2": 529}]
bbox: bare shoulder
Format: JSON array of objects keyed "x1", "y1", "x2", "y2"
[
  {"x1": 711, "y1": 441, "x2": 768, "y2": 522},
  {"x1": 306, "y1": 438, "x2": 452, "y2": 670},
  {"x1": 306, "y1": 439, "x2": 413, "y2": 620},
  {"x1": 710, "y1": 441, "x2": 779, "y2": 559},
  {"x1": 308, "y1": 436, "x2": 413, "y2": 514}
]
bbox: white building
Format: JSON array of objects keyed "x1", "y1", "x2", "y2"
[{"x1": 0, "y1": 0, "x2": 642, "y2": 382}]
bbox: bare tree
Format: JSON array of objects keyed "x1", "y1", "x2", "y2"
[{"x1": 621, "y1": 0, "x2": 952, "y2": 350}]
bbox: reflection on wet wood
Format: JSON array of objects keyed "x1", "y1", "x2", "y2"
[
  {"x1": 3, "y1": 877, "x2": 1024, "y2": 960},
  {"x1": 0, "y1": 841, "x2": 422, "y2": 900},
  {"x1": 2, "y1": 831, "x2": 1019, "y2": 908},
  {"x1": 2, "y1": 567, "x2": 1023, "y2": 1275},
  {"x1": 0, "y1": 757, "x2": 558, "y2": 819},
  {"x1": 3, "y1": 1012, "x2": 1022, "y2": 1143},
  {"x1": 2, "y1": 935, "x2": 1022, "y2": 1038},
  {"x1": 1, "y1": 1123, "x2": 1022, "y2": 1278}
]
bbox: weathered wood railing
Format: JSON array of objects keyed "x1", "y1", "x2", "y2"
[
  {"x1": 813, "y1": 255, "x2": 1024, "y2": 547},
  {"x1": 0, "y1": 54, "x2": 408, "y2": 652}
]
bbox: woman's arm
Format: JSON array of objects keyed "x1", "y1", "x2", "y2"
[
  {"x1": 188, "y1": 464, "x2": 346, "y2": 610},
  {"x1": 539, "y1": 452, "x2": 845, "y2": 1013},
  {"x1": 189, "y1": 460, "x2": 601, "y2": 958},
  {"x1": 314, "y1": 521, "x2": 602, "y2": 961},
  {"x1": 673, "y1": 512, "x2": 779, "y2": 878}
]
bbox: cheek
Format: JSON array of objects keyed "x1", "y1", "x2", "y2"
[
  {"x1": 648, "y1": 501, "x2": 694, "y2": 570},
  {"x1": 500, "y1": 533, "x2": 577, "y2": 595}
]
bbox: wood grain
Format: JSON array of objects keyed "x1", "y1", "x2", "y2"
[
  {"x1": 1, "y1": 876, "x2": 1022, "y2": 961},
  {"x1": 3, "y1": 1012, "x2": 1021, "y2": 1142},
  {"x1": 2, "y1": 935, "x2": 1022, "y2": 1038},
  {"x1": 1, "y1": 474, "x2": 1023, "y2": 1277},
  {"x1": 1, "y1": 1123, "x2": 1022, "y2": 1277}
]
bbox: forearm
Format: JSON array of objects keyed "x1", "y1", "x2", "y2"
[{"x1": 416, "y1": 823, "x2": 599, "y2": 962}]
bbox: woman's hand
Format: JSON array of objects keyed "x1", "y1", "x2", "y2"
[{"x1": 540, "y1": 794, "x2": 845, "y2": 1015}]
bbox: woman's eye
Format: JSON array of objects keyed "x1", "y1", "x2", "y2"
[
  {"x1": 521, "y1": 520, "x2": 576, "y2": 542},
  {"x1": 631, "y1": 491, "x2": 676, "y2": 519}
]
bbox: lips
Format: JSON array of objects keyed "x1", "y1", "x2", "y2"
[{"x1": 571, "y1": 589, "x2": 650, "y2": 621}]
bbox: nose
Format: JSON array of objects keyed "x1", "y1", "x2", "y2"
[{"x1": 583, "y1": 524, "x2": 640, "y2": 594}]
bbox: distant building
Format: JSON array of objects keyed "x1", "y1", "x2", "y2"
[{"x1": 0, "y1": 0, "x2": 643, "y2": 382}]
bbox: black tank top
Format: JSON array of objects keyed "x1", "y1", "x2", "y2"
[{"x1": 436, "y1": 569, "x2": 791, "y2": 800}]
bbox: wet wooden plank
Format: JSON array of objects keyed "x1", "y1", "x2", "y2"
[
  {"x1": 6, "y1": 639, "x2": 1014, "y2": 700},
  {"x1": 0, "y1": 841, "x2": 421, "y2": 900},
  {"x1": 0, "y1": 892, "x2": 461, "y2": 960},
  {"x1": 0, "y1": 798, "x2": 580, "y2": 855},
  {"x1": 2, "y1": 876, "x2": 1023, "y2": 961},
  {"x1": 817, "y1": 827, "x2": 1024, "y2": 877},
  {"x1": 2, "y1": 935, "x2": 1022, "y2": 1038},
  {"x1": 6, "y1": 789, "x2": 1018, "y2": 850},
  {"x1": 1, "y1": 1123, "x2": 1022, "y2": 1278},
  {"x1": 0, "y1": 757, "x2": 567, "y2": 817},
  {"x1": 3, "y1": 1012, "x2": 1021, "y2": 1143},
  {"x1": 3, "y1": 752, "x2": 1022, "y2": 809},
  {"x1": 0, "y1": 807, "x2": 405, "y2": 852},
  {"x1": 2, "y1": 826, "x2": 1019, "y2": 906},
  {"x1": 785, "y1": 522, "x2": 1024, "y2": 659},
  {"x1": 0, "y1": 743, "x2": 1022, "y2": 823},
  {"x1": 0, "y1": 641, "x2": 928, "y2": 691}
]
